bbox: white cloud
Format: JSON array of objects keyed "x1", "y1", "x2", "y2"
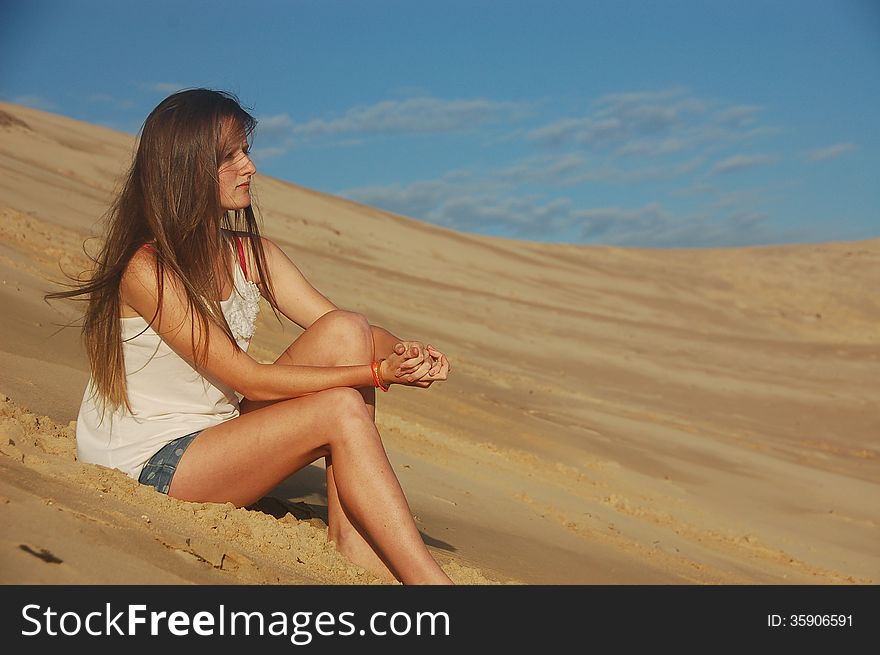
[
  {"x1": 10, "y1": 95, "x2": 56, "y2": 111},
  {"x1": 253, "y1": 113, "x2": 294, "y2": 146},
  {"x1": 291, "y1": 96, "x2": 525, "y2": 139},
  {"x1": 805, "y1": 142, "x2": 857, "y2": 162},
  {"x1": 85, "y1": 93, "x2": 135, "y2": 110},
  {"x1": 295, "y1": 87, "x2": 804, "y2": 246},
  {"x1": 571, "y1": 205, "x2": 783, "y2": 247},
  {"x1": 254, "y1": 97, "x2": 525, "y2": 147},
  {"x1": 492, "y1": 152, "x2": 705, "y2": 187},
  {"x1": 341, "y1": 173, "x2": 794, "y2": 247},
  {"x1": 345, "y1": 181, "x2": 446, "y2": 220},
  {"x1": 258, "y1": 113, "x2": 295, "y2": 135},
  {"x1": 343, "y1": 174, "x2": 551, "y2": 236},
  {"x1": 494, "y1": 154, "x2": 588, "y2": 186},
  {"x1": 144, "y1": 82, "x2": 186, "y2": 94},
  {"x1": 527, "y1": 89, "x2": 770, "y2": 162},
  {"x1": 250, "y1": 96, "x2": 527, "y2": 158},
  {"x1": 528, "y1": 88, "x2": 706, "y2": 147},
  {"x1": 709, "y1": 153, "x2": 776, "y2": 176},
  {"x1": 715, "y1": 105, "x2": 762, "y2": 128},
  {"x1": 251, "y1": 145, "x2": 288, "y2": 161}
]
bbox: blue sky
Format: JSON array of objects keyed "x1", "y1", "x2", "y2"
[{"x1": 2, "y1": 0, "x2": 878, "y2": 247}]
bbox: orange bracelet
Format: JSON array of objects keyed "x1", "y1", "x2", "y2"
[{"x1": 371, "y1": 360, "x2": 389, "y2": 392}]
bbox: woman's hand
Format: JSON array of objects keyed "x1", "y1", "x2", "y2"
[
  {"x1": 382, "y1": 342, "x2": 450, "y2": 388},
  {"x1": 378, "y1": 343, "x2": 425, "y2": 387},
  {"x1": 424, "y1": 345, "x2": 450, "y2": 379}
]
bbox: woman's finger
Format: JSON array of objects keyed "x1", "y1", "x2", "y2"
[
  {"x1": 404, "y1": 357, "x2": 433, "y2": 382},
  {"x1": 396, "y1": 353, "x2": 426, "y2": 374},
  {"x1": 433, "y1": 354, "x2": 449, "y2": 380},
  {"x1": 423, "y1": 345, "x2": 442, "y2": 375}
]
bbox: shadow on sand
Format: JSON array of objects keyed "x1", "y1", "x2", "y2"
[{"x1": 246, "y1": 463, "x2": 457, "y2": 552}]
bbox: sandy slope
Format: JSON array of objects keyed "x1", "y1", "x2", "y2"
[{"x1": 0, "y1": 101, "x2": 877, "y2": 585}]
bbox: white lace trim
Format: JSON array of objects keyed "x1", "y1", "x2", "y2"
[{"x1": 224, "y1": 268, "x2": 261, "y2": 343}]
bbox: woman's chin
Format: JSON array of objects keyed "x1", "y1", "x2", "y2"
[{"x1": 221, "y1": 200, "x2": 252, "y2": 211}]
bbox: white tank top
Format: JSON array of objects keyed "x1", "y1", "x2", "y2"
[{"x1": 76, "y1": 244, "x2": 261, "y2": 479}]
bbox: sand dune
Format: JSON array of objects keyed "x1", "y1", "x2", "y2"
[{"x1": 1, "y1": 101, "x2": 877, "y2": 584}]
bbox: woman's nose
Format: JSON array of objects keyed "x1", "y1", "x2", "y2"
[{"x1": 242, "y1": 154, "x2": 256, "y2": 175}]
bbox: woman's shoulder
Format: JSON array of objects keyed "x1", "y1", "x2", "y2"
[
  {"x1": 122, "y1": 244, "x2": 156, "y2": 281},
  {"x1": 124, "y1": 243, "x2": 163, "y2": 279},
  {"x1": 121, "y1": 243, "x2": 191, "y2": 305},
  {"x1": 118, "y1": 245, "x2": 162, "y2": 317}
]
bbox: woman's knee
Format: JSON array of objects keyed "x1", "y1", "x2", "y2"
[
  {"x1": 316, "y1": 387, "x2": 379, "y2": 447},
  {"x1": 313, "y1": 310, "x2": 372, "y2": 353},
  {"x1": 316, "y1": 311, "x2": 373, "y2": 363},
  {"x1": 314, "y1": 387, "x2": 371, "y2": 422},
  {"x1": 315, "y1": 309, "x2": 370, "y2": 330}
]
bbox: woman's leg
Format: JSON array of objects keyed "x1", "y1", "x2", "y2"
[
  {"x1": 169, "y1": 386, "x2": 449, "y2": 584},
  {"x1": 241, "y1": 310, "x2": 402, "y2": 580},
  {"x1": 173, "y1": 310, "x2": 450, "y2": 584}
]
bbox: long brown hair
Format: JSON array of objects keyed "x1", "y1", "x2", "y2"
[{"x1": 47, "y1": 89, "x2": 277, "y2": 412}]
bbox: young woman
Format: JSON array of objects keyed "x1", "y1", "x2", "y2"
[{"x1": 48, "y1": 89, "x2": 453, "y2": 585}]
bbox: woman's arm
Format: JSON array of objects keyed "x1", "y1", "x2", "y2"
[
  {"x1": 371, "y1": 325, "x2": 404, "y2": 359},
  {"x1": 249, "y1": 236, "x2": 338, "y2": 329},
  {"x1": 121, "y1": 248, "x2": 415, "y2": 401},
  {"x1": 247, "y1": 236, "x2": 449, "y2": 386}
]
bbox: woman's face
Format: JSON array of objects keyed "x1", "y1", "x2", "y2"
[{"x1": 218, "y1": 126, "x2": 256, "y2": 211}]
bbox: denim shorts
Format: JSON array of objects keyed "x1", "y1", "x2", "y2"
[{"x1": 137, "y1": 431, "x2": 201, "y2": 494}]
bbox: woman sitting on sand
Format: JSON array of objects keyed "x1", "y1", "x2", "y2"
[{"x1": 47, "y1": 88, "x2": 453, "y2": 585}]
